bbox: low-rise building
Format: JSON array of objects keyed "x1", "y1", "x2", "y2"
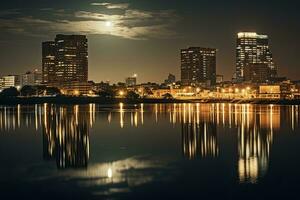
[
  {"x1": 20, "y1": 69, "x2": 42, "y2": 87},
  {"x1": 58, "y1": 81, "x2": 93, "y2": 96},
  {"x1": 259, "y1": 85, "x2": 281, "y2": 99},
  {"x1": 1, "y1": 75, "x2": 21, "y2": 89}
]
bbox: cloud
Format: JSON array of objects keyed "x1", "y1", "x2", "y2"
[
  {"x1": 91, "y1": 2, "x2": 129, "y2": 9},
  {"x1": 0, "y1": 2, "x2": 179, "y2": 40},
  {"x1": 90, "y1": 2, "x2": 110, "y2": 6},
  {"x1": 0, "y1": 9, "x2": 20, "y2": 16}
]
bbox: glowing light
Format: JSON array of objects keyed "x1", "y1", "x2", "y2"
[
  {"x1": 74, "y1": 90, "x2": 80, "y2": 96},
  {"x1": 105, "y1": 21, "x2": 112, "y2": 27},
  {"x1": 107, "y1": 168, "x2": 113, "y2": 178},
  {"x1": 119, "y1": 91, "x2": 124, "y2": 96}
]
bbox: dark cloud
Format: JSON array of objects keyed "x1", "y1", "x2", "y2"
[{"x1": 0, "y1": 2, "x2": 180, "y2": 40}]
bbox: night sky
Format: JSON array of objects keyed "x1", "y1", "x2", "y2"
[{"x1": 0, "y1": 0, "x2": 299, "y2": 83}]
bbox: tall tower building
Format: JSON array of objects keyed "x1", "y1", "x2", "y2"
[
  {"x1": 42, "y1": 35, "x2": 88, "y2": 85},
  {"x1": 236, "y1": 32, "x2": 276, "y2": 83},
  {"x1": 42, "y1": 41, "x2": 56, "y2": 84},
  {"x1": 181, "y1": 47, "x2": 216, "y2": 87},
  {"x1": 55, "y1": 35, "x2": 88, "y2": 83}
]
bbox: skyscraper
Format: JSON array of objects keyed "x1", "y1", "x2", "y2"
[
  {"x1": 55, "y1": 35, "x2": 88, "y2": 83},
  {"x1": 181, "y1": 47, "x2": 216, "y2": 87},
  {"x1": 236, "y1": 32, "x2": 276, "y2": 83},
  {"x1": 42, "y1": 35, "x2": 88, "y2": 85},
  {"x1": 42, "y1": 41, "x2": 56, "y2": 84}
]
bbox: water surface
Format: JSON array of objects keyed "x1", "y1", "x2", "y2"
[{"x1": 0, "y1": 103, "x2": 299, "y2": 199}]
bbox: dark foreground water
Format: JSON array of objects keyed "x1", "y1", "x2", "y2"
[{"x1": 0, "y1": 103, "x2": 299, "y2": 199}]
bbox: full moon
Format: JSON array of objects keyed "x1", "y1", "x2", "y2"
[{"x1": 105, "y1": 21, "x2": 112, "y2": 27}]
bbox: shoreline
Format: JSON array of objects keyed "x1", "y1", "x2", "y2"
[{"x1": 0, "y1": 96, "x2": 299, "y2": 105}]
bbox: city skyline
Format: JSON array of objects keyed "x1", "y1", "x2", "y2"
[{"x1": 0, "y1": 0, "x2": 299, "y2": 83}]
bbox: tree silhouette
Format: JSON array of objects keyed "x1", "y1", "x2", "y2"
[{"x1": 0, "y1": 87, "x2": 20, "y2": 97}]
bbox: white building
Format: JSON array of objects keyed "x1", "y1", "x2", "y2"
[
  {"x1": 20, "y1": 70, "x2": 42, "y2": 87},
  {"x1": 1, "y1": 75, "x2": 21, "y2": 90}
]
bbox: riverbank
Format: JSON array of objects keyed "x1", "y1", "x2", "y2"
[{"x1": 0, "y1": 96, "x2": 300, "y2": 105}]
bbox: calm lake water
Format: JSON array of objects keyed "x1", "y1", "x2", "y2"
[{"x1": 0, "y1": 103, "x2": 299, "y2": 199}]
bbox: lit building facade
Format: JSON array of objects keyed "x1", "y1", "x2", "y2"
[
  {"x1": 20, "y1": 69, "x2": 42, "y2": 87},
  {"x1": 181, "y1": 47, "x2": 216, "y2": 87},
  {"x1": 42, "y1": 41, "x2": 56, "y2": 84},
  {"x1": 125, "y1": 75, "x2": 137, "y2": 87},
  {"x1": 1, "y1": 75, "x2": 21, "y2": 89},
  {"x1": 259, "y1": 85, "x2": 281, "y2": 99},
  {"x1": 236, "y1": 32, "x2": 276, "y2": 83},
  {"x1": 42, "y1": 35, "x2": 88, "y2": 85}
]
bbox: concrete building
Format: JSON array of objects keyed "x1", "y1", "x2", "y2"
[
  {"x1": 125, "y1": 74, "x2": 137, "y2": 87},
  {"x1": 59, "y1": 81, "x2": 93, "y2": 96},
  {"x1": 236, "y1": 32, "x2": 276, "y2": 83},
  {"x1": 181, "y1": 47, "x2": 216, "y2": 87},
  {"x1": 259, "y1": 85, "x2": 281, "y2": 99},
  {"x1": 20, "y1": 69, "x2": 42, "y2": 87},
  {"x1": 1, "y1": 75, "x2": 21, "y2": 89},
  {"x1": 42, "y1": 34, "x2": 88, "y2": 85},
  {"x1": 42, "y1": 41, "x2": 56, "y2": 84}
]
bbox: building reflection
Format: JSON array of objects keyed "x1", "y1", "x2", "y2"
[
  {"x1": 0, "y1": 103, "x2": 300, "y2": 183},
  {"x1": 237, "y1": 123, "x2": 273, "y2": 183},
  {"x1": 237, "y1": 105, "x2": 277, "y2": 183},
  {"x1": 182, "y1": 121, "x2": 218, "y2": 159},
  {"x1": 42, "y1": 104, "x2": 91, "y2": 169}
]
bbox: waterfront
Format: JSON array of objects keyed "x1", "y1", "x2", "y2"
[{"x1": 0, "y1": 103, "x2": 300, "y2": 199}]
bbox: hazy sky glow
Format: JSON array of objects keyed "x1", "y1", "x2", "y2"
[{"x1": 0, "y1": 0, "x2": 299, "y2": 83}]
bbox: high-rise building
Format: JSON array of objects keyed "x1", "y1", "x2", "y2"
[
  {"x1": 42, "y1": 35, "x2": 88, "y2": 85},
  {"x1": 42, "y1": 41, "x2": 56, "y2": 84},
  {"x1": 181, "y1": 47, "x2": 216, "y2": 87},
  {"x1": 125, "y1": 74, "x2": 137, "y2": 87},
  {"x1": 55, "y1": 35, "x2": 88, "y2": 83},
  {"x1": 236, "y1": 32, "x2": 276, "y2": 83}
]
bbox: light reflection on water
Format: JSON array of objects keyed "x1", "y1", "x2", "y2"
[{"x1": 0, "y1": 103, "x2": 299, "y2": 198}]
